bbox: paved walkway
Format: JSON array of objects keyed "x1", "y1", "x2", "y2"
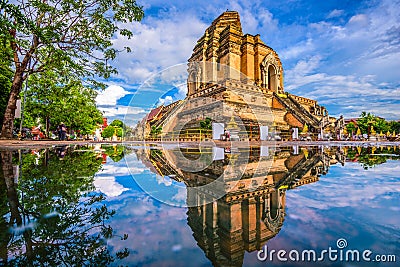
[
  {"x1": 0, "y1": 139, "x2": 123, "y2": 149},
  {"x1": 0, "y1": 139, "x2": 399, "y2": 150}
]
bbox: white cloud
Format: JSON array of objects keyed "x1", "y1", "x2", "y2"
[
  {"x1": 93, "y1": 176, "x2": 129, "y2": 197},
  {"x1": 110, "y1": 10, "x2": 207, "y2": 84},
  {"x1": 347, "y1": 14, "x2": 369, "y2": 28},
  {"x1": 172, "y1": 187, "x2": 187, "y2": 202},
  {"x1": 98, "y1": 164, "x2": 131, "y2": 176},
  {"x1": 284, "y1": 54, "x2": 400, "y2": 119},
  {"x1": 327, "y1": 9, "x2": 344, "y2": 19},
  {"x1": 96, "y1": 85, "x2": 130, "y2": 106},
  {"x1": 100, "y1": 106, "x2": 146, "y2": 117},
  {"x1": 156, "y1": 175, "x2": 172, "y2": 186},
  {"x1": 281, "y1": 38, "x2": 315, "y2": 60},
  {"x1": 157, "y1": 95, "x2": 173, "y2": 106},
  {"x1": 281, "y1": 0, "x2": 400, "y2": 119}
]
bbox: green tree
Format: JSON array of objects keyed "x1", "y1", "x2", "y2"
[
  {"x1": 346, "y1": 122, "x2": 357, "y2": 135},
  {"x1": 373, "y1": 117, "x2": 389, "y2": 133},
  {"x1": 110, "y1": 119, "x2": 124, "y2": 128},
  {"x1": 109, "y1": 119, "x2": 125, "y2": 138},
  {"x1": 388, "y1": 121, "x2": 400, "y2": 134},
  {"x1": 24, "y1": 71, "x2": 103, "y2": 136},
  {"x1": 116, "y1": 126, "x2": 123, "y2": 138},
  {"x1": 104, "y1": 145, "x2": 126, "y2": 162},
  {"x1": 357, "y1": 112, "x2": 376, "y2": 134},
  {"x1": 150, "y1": 125, "x2": 162, "y2": 137},
  {"x1": 200, "y1": 117, "x2": 212, "y2": 130},
  {"x1": 102, "y1": 125, "x2": 116, "y2": 139},
  {"x1": 0, "y1": 0, "x2": 144, "y2": 138}
]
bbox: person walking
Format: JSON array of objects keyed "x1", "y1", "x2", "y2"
[
  {"x1": 57, "y1": 124, "x2": 62, "y2": 140},
  {"x1": 60, "y1": 123, "x2": 67, "y2": 141}
]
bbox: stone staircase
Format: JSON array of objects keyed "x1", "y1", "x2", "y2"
[
  {"x1": 152, "y1": 100, "x2": 186, "y2": 129},
  {"x1": 273, "y1": 92, "x2": 320, "y2": 130}
]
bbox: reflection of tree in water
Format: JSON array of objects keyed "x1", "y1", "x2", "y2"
[
  {"x1": 103, "y1": 145, "x2": 126, "y2": 162},
  {"x1": 345, "y1": 146, "x2": 400, "y2": 169},
  {"x1": 0, "y1": 147, "x2": 129, "y2": 266}
]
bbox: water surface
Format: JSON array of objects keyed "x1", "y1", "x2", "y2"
[{"x1": 0, "y1": 144, "x2": 399, "y2": 266}]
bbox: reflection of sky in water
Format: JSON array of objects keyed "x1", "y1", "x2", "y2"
[
  {"x1": 244, "y1": 160, "x2": 400, "y2": 266},
  {"x1": 94, "y1": 153, "x2": 210, "y2": 266},
  {"x1": 94, "y1": 154, "x2": 399, "y2": 267}
]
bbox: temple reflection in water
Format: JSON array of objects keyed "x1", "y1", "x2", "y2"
[{"x1": 136, "y1": 145, "x2": 347, "y2": 266}]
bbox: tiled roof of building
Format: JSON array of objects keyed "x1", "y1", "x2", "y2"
[{"x1": 147, "y1": 106, "x2": 163, "y2": 122}]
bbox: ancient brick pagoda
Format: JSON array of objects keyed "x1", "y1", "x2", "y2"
[{"x1": 135, "y1": 11, "x2": 343, "y2": 140}]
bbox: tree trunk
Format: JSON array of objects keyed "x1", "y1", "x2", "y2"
[{"x1": 0, "y1": 73, "x2": 23, "y2": 139}]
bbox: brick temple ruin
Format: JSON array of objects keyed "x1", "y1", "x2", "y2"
[{"x1": 134, "y1": 11, "x2": 344, "y2": 141}]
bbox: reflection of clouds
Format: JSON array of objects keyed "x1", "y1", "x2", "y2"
[
  {"x1": 93, "y1": 176, "x2": 128, "y2": 197},
  {"x1": 95, "y1": 155, "x2": 207, "y2": 265},
  {"x1": 172, "y1": 187, "x2": 187, "y2": 202},
  {"x1": 98, "y1": 164, "x2": 131, "y2": 176},
  {"x1": 124, "y1": 154, "x2": 149, "y2": 175},
  {"x1": 257, "y1": 160, "x2": 400, "y2": 263},
  {"x1": 104, "y1": 190, "x2": 208, "y2": 266},
  {"x1": 94, "y1": 158, "x2": 137, "y2": 197},
  {"x1": 156, "y1": 175, "x2": 172, "y2": 186},
  {"x1": 286, "y1": 162, "x2": 400, "y2": 210}
]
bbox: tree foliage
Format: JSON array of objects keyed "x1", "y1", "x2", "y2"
[
  {"x1": 346, "y1": 122, "x2": 357, "y2": 135},
  {"x1": 103, "y1": 145, "x2": 125, "y2": 162},
  {"x1": 150, "y1": 125, "x2": 162, "y2": 137},
  {"x1": 0, "y1": 39, "x2": 12, "y2": 128},
  {"x1": 110, "y1": 119, "x2": 124, "y2": 128},
  {"x1": 356, "y1": 112, "x2": 398, "y2": 135},
  {"x1": 101, "y1": 125, "x2": 116, "y2": 139},
  {"x1": 346, "y1": 146, "x2": 400, "y2": 169},
  {"x1": 199, "y1": 117, "x2": 212, "y2": 130},
  {"x1": 24, "y1": 71, "x2": 103, "y2": 135},
  {"x1": 0, "y1": 0, "x2": 144, "y2": 138}
]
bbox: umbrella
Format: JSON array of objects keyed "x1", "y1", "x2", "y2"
[
  {"x1": 386, "y1": 131, "x2": 391, "y2": 137},
  {"x1": 356, "y1": 128, "x2": 361, "y2": 135}
]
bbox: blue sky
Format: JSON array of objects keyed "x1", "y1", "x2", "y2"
[{"x1": 95, "y1": 0, "x2": 400, "y2": 124}]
